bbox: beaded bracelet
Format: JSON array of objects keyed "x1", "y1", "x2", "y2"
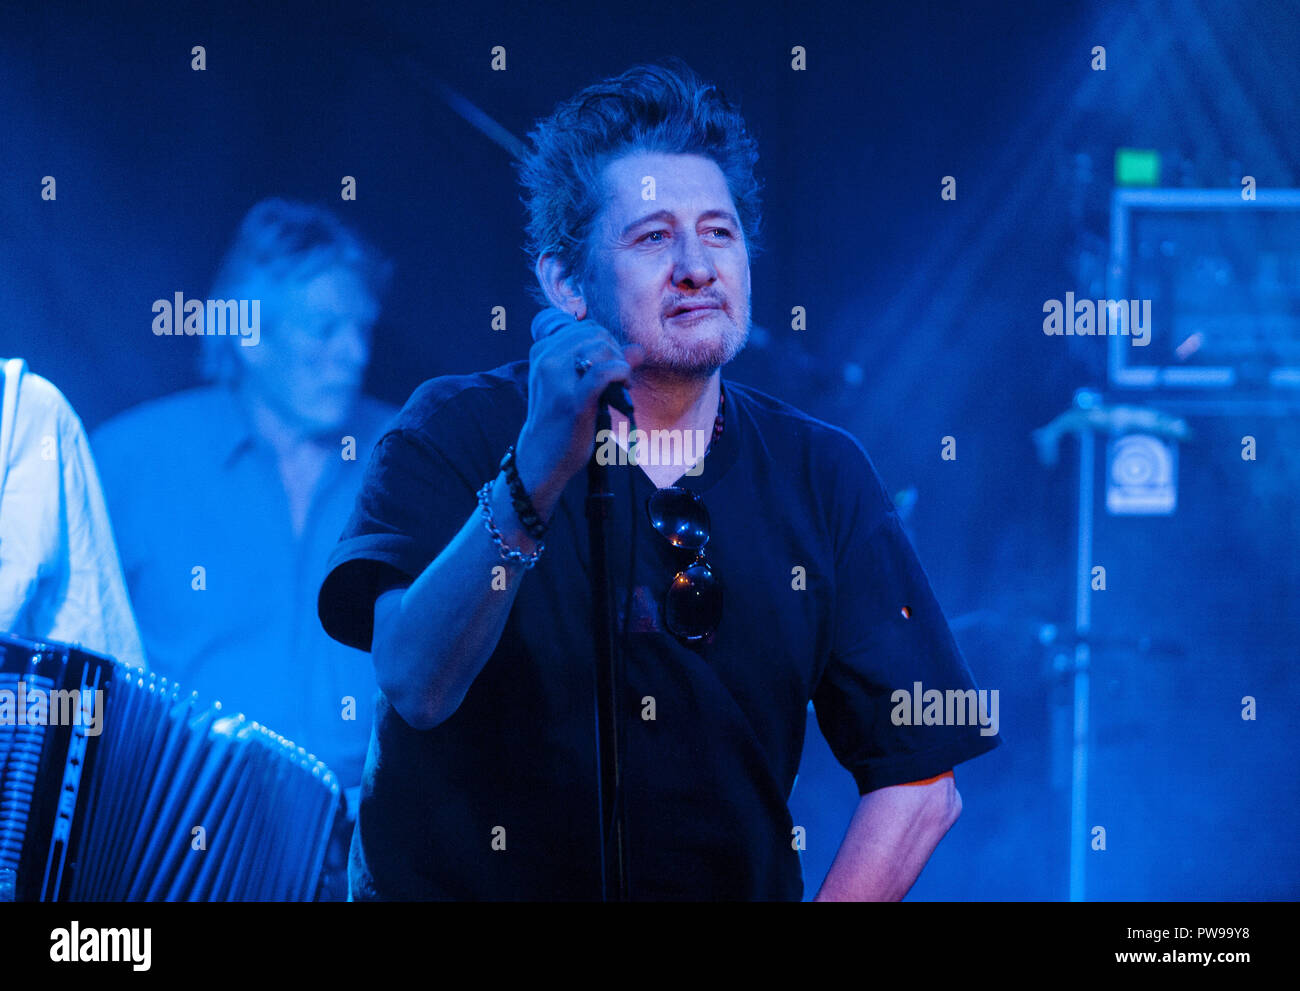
[
  {"x1": 499, "y1": 445, "x2": 548, "y2": 541},
  {"x1": 477, "y1": 481, "x2": 545, "y2": 569}
]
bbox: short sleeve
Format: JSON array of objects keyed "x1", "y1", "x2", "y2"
[
  {"x1": 317, "y1": 427, "x2": 479, "y2": 652},
  {"x1": 812, "y1": 439, "x2": 1001, "y2": 794}
]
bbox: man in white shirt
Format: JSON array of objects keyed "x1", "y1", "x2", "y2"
[{"x1": 0, "y1": 358, "x2": 145, "y2": 669}]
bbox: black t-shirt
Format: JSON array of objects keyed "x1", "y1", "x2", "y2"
[{"x1": 318, "y1": 359, "x2": 1000, "y2": 900}]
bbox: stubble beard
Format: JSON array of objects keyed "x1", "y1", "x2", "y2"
[{"x1": 598, "y1": 301, "x2": 751, "y2": 385}]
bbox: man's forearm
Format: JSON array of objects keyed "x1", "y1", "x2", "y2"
[
  {"x1": 813, "y1": 774, "x2": 962, "y2": 901},
  {"x1": 371, "y1": 470, "x2": 545, "y2": 730}
]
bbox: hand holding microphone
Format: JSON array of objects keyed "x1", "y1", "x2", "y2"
[
  {"x1": 531, "y1": 308, "x2": 637, "y2": 416},
  {"x1": 513, "y1": 308, "x2": 643, "y2": 517}
]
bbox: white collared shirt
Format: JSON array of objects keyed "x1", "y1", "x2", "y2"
[{"x1": 0, "y1": 359, "x2": 146, "y2": 670}]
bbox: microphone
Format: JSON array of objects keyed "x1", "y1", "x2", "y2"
[{"x1": 530, "y1": 308, "x2": 635, "y2": 417}]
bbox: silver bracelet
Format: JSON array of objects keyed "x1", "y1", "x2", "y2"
[{"x1": 477, "y1": 481, "x2": 545, "y2": 569}]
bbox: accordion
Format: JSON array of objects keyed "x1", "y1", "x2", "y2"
[{"x1": 0, "y1": 632, "x2": 340, "y2": 901}]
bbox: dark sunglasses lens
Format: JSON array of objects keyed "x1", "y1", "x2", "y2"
[
  {"x1": 665, "y1": 561, "x2": 722, "y2": 641},
  {"x1": 647, "y1": 487, "x2": 710, "y2": 551}
]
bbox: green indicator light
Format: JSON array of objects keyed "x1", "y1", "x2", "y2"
[{"x1": 1115, "y1": 148, "x2": 1161, "y2": 187}]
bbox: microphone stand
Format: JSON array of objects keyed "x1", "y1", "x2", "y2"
[{"x1": 586, "y1": 403, "x2": 628, "y2": 901}]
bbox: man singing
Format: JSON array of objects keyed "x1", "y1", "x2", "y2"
[{"x1": 318, "y1": 60, "x2": 1000, "y2": 900}]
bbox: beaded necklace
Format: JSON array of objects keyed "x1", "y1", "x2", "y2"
[{"x1": 703, "y1": 382, "x2": 725, "y2": 457}]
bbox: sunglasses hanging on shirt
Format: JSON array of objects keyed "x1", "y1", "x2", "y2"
[{"x1": 645, "y1": 486, "x2": 722, "y2": 643}]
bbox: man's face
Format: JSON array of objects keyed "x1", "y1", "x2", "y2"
[
  {"x1": 237, "y1": 265, "x2": 376, "y2": 433},
  {"x1": 579, "y1": 151, "x2": 751, "y2": 379}
]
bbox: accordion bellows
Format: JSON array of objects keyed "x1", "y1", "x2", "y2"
[{"x1": 0, "y1": 633, "x2": 339, "y2": 901}]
